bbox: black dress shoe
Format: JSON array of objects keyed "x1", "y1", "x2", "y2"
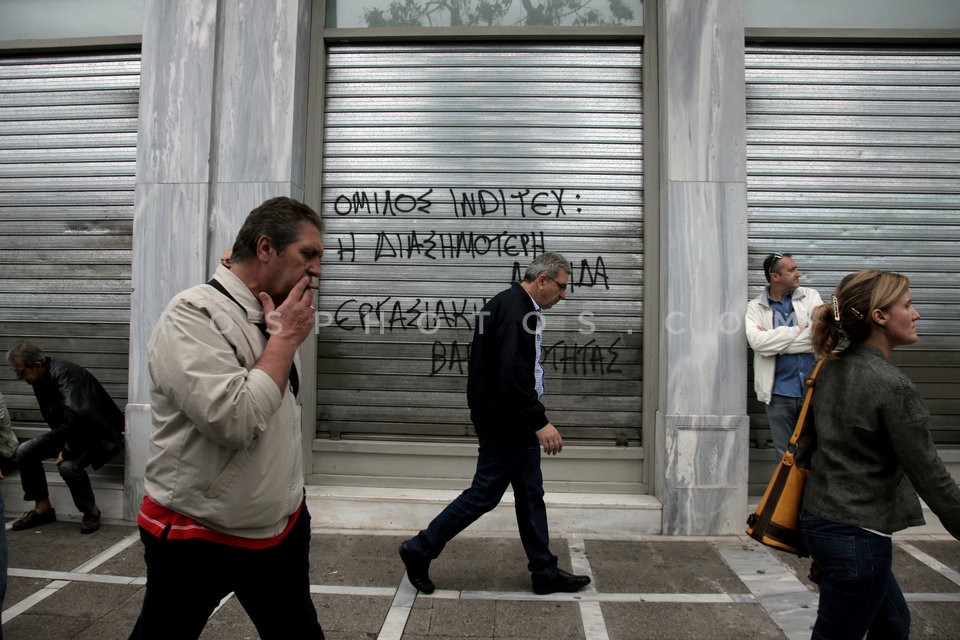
[
  {"x1": 533, "y1": 568, "x2": 591, "y2": 595},
  {"x1": 399, "y1": 542, "x2": 435, "y2": 594}
]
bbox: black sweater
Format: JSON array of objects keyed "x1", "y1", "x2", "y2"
[{"x1": 467, "y1": 283, "x2": 549, "y2": 446}]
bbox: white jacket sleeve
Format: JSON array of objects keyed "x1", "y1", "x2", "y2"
[
  {"x1": 745, "y1": 300, "x2": 801, "y2": 356},
  {"x1": 148, "y1": 296, "x2": 283, "y2": 450},
  {"x1": 745, "y1": 289, "x2": 823, "y2": 356}
]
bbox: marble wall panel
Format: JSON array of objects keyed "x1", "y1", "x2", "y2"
[
  {"x1": 214, "y1": 0, "x2": 311, "y2": 185},
  {"x1": 658, "y1": 412, "x2": 749, "y2": 534},
  {"x1": 124, "y1": 403, "x2": 150, "y2": 517},
  {"x1": 136, "y1": 0, "x2": 217, "y2": 183},
  {"x1": 292, "y1": 0, "x2": 313, "y2": 191},
  {"x1": 128, "y1": 182, "x2": 211, "y2": 404},
  {"x1": 660, "y1": 0, "x2": 746, "y2": 183},
  {"x1": 661, "y1": 181, "x2": 748, "y2": 416},
  {"x1": 673, "y1": 425, "x2": 740, "y2": 488}
]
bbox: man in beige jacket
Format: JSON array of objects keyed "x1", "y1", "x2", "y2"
[{"x1": 128, "y1": 197, "x2": 325, "y2": 640}]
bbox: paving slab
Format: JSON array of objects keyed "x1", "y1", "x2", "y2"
[
  {"x1": 1, "y1": 517, "x2": 959, "y2": 640},
  {"x1": 601, "y1": 601, "x2": 784, "y2": 640},
  {"x1": 587, "y1": 540, "x2": 748, "y2": 594}
]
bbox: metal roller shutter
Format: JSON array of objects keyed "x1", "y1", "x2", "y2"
[
  {"x1": 317, "y1": 42, "x2": 643, "y2": 446},
  {"x1": 0, "y1": 51, "x2": 139, "y2": 453},
  {"x1": 746, "y1": 45, "x2": 960, "y2": 447}
]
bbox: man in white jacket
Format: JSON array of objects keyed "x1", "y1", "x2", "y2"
[
  {"x1": 129, "y1": 197, "x2": 325, "y2": 640},
  {"x1": 745, "y1": 253, "x2": 822, "y2": 458}
]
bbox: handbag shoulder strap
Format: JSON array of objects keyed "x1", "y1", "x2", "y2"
[{"x1": 787, "y1": 357, "x2": 826, "y2": 446}]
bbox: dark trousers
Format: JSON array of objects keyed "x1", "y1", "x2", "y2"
[
  {"x1": 406, "y1": 438, "x2": 558, "y2": 581},
  {"x1": 17, "y1": 430, "x2": 96, "y2": 514},
  {"x1": 800, "y1": 510, "x2": 910, "y2": 640},
  {"x1": 765, "y1": 394, "x2": 804, "y2": 459},
  {"x1": 128, "y1": 504, "x2": 324, "y2": 640}
]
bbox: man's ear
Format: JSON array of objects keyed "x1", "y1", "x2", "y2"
[{"x1": 255, "y1": 235, "x2": 273, "y2": 261}]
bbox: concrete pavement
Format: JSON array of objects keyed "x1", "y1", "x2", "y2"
[{"x1": 2, "y1": 514, "x2": 959, "y2": 640}]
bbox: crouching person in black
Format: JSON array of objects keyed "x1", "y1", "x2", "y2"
[{"x1": 6, "y1": 342, "x2": 123, "y2": 534}]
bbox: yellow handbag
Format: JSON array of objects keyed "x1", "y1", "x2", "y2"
[{"x1": 746, "y1": 358, "x2": 826, "y2": 556}]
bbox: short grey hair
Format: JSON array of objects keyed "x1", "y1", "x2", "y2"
[
  {"x1": 6, "y1": 342, "x2": 44, "y2": 366},
  {"x1": 230, "y1": 196, "x2": 323, "y2": 264},
  {"x1": 523, "y1": 252, "x2": 570, "y2": 282}
]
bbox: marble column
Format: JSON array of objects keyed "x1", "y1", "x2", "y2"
[
  {"x1": 125, "y1": 0, "x2": 314, "y2": 518},
  {"x1": 654, "y1": 0, "x2": 749, "y2": 534}
]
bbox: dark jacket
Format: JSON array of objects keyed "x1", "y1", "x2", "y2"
[
  {"x1": 467, "y1": 282, "x2": 549, "y2": 446},
  {"x1": 799, "y1": 343, "x2": 960, "y2": 538},
  {"x1": 32, "y1": 358, "x2": 124, "y2": 470}
]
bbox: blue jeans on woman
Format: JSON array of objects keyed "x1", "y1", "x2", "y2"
[
  {"x1": 799, "y1": 509, "x2": 910, "y2": 640},
  {"x1": 405, "y1": 437, "x2": 558, "y2": 582}
]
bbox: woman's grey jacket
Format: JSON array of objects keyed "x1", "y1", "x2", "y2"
[{"x1": 799, "y1": 343, "x2": 960, "y2": 538}]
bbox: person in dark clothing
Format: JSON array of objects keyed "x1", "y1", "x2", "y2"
[
  {"x1": 6, "y1": 343, "x2": 124, "y2": 534},
  {"x1": 799, "y1": 270, "x2": 960, "y2": 639},
  {"x1": 399, "y1": 252, "x2": 591, "y2": 596}
]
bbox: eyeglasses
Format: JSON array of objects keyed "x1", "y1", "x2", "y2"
[{"x1": 545, "y1": 275, "x2": 567, "y2": 291}]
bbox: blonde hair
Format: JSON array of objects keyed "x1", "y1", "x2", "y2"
[{"x1": 812, "y1": 270, "x2": 910, "y2": 359}]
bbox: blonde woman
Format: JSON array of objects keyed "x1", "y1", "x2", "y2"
[{"x1": 798, "y1": 270, "x2": 960, "y2": 639}]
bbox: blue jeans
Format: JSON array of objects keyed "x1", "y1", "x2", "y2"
[
  {"x1": 800, "y1": 510, "x2": 909, "y2": 640},
  {"x1": 406, "y1": 438, "x2": 558, "y2": 582},
  {"x1": 766, "y1": 394, "x2": 804, "y2": 458},
  {"x1": 16, "y1": 429, "x2": 97, "y2": 514}
]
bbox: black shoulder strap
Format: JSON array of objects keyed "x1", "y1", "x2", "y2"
[{"x1": 207, "y1": 278, "x2": 299, "y2": 398}]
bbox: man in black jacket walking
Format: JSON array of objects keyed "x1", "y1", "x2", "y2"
[
  {"x1": 399, "y1": 252, "x2": 590, "y2": 595},
  {"x1": 6, "y1": 343, "x2": 124, "y2": 534}
]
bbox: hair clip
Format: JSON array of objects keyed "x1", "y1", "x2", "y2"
[
  {"x1": 832, "y1": 295, "x2": 840, "y2": 322},
  {"x1": 850, "y1": 307, "x2": 864, "y2": 320}
]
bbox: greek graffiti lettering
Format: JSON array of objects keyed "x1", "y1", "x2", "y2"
[
  {"x1": 334, "y1": 297, "x2": 480, "y2": 332},
  {"x1": 334, "y1": 189, "x2": 433, "y2": 216},
  {"x1": 430, "y1": 336, "x2": 623, "y2": 377},
  {"x1": 449, "y1": 188, "x2": 570, "y2": 218},
  {"x1": 374, "y1": 230, "x2": 546, "y2": 261}
]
